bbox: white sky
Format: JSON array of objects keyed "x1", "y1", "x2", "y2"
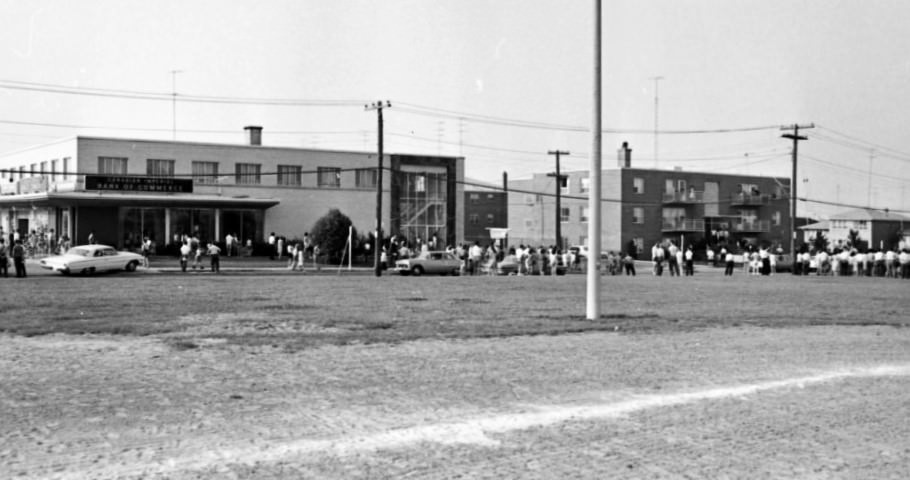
[{"x1": 1, "y1": 0, "x2": 909, "y2": 219}]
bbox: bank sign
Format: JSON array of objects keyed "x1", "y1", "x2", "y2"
[{"x1": 85, "y1": 175, "x2": 194, "y2": 193}]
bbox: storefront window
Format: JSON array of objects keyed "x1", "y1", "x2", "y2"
[{"x1": 397, "y1": 171, "x2": 447, "y2": 246}]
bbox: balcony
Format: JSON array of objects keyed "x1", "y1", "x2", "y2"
[
  {"x1": 732, "y1": 220, "x2": 770, "y2": 233},
  {"x1": 661, "y1": 219, "x2": 705, "y2": 232},
  {"x1": 663, "y1": 190, "x2": 703, "y2": 204},
  {"x1": 730, "y1": 192, "x2": 770, "y2": 206}
]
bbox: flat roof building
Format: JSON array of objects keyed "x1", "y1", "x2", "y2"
[{"x1": 0, "y1": 131, "x2": 464, "y2": 253}]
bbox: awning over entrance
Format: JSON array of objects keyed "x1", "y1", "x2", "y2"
[{"x1": 0, "y1": 191, "x2": 280, "y2": 209}]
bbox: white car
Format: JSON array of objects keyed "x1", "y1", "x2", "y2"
[
  {"x1": 394, "y1": 251, "x2": 462, "y2": 276},
  {"x1": 40, "y1": 244, "x2": 144, "y2": 275}
]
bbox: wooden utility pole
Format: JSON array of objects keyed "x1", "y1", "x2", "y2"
[
  {"x1": 547, "y1": 150, "x2": 570, "y2": 250},
  {"x1": 366, "y1": 101, "x2": 391, "y2": 277},
  {"x1": 781, "y1": 123, "x2": 813, "y2": 267}
]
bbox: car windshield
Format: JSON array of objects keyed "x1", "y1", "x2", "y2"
[{"x1": 65, "y1": 248, "x2": 93, "y2": 257}]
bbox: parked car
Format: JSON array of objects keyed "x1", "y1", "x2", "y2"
[
  {"x1": 495, "y1": 255, "x2": 521, "y2": 275},
  {"x1": 394, "y1": 251, "x2": 461, "y2": 276},
  {"x1": 39, "y1": 244, "x2": 144, "y2": 275}
]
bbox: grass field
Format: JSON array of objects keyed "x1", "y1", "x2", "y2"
[{"x1": 1, "y1": 271, "x2": 907, "y2": 349}]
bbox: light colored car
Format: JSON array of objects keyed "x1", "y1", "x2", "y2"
[
  {"x1": 39, "y1": 244, "x2": 144, "y2": 275},
  {"x1": 394, "y1": 251, "x2": 461, "y2": 276}
]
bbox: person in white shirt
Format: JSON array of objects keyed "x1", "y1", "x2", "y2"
[
  {"x1": 885, "y1": 249, "x2": 897, "y2": 278},
  {"x1": 899, "y1": 249, "x2": 910, "y2": 279},
  {"x1": 684, "y1": 245, "x2": 694, "y2": 276}
]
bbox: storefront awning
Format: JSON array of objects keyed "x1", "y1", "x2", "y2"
[{"x1": 0, "y1": 191, "x2": 280, "y2": 209}]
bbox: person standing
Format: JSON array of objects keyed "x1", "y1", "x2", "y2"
[
  {"x1": 667, "y1": 242, "x2": 680, "y2": 276},
  {"x1": 0, "y1": 238, "x2": 8, "y2": 277},
  {"x1": 268, "y1": 232, "x2": 277, "y2": 260},
  {"x1": 179, "y1": 240, "x2": 191, "y2": 273},
  {"x1": 12, "y1": 239, "x2": 26, "y2": 277},
  {"x1": 87, "y1": 231, "x2": 96, "y2": 245},
  {"x1": 724, "y1": 249, "x2": 735, "y2": 276},
  {"x1": 622, "y1": 252, "x2": 636, "y2": 276},
  {"x1": 207, "y1": 242, "x2": 221, "y2": 273},
  {"x1": 140, "y1": 236, "x2": 152, "y2": 268},
  {"x1": 225, "y1": 233, "x2": 234, "y2": 257},
  {"x1": 684, "y1": 245, "x2": 694, "y2": 276}
]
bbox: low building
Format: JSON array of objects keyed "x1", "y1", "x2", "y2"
[
  {"x1": 508, "y1": 144, "x2": 792, "y2": 258},
  {"x1": 824, "y1": 209, "x2": 908, "y2": 250},
  {"x1": 0, "y1": 128, "x2": 464, "y2": 252}
]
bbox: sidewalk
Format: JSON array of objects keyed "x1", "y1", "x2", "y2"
[{"x1": 144, "y1": 255, "x2": 374, "y2": 274}]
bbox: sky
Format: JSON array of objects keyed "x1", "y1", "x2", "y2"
[{"x1": 1, "y1": 0, "x2": 909, "y2": 219}]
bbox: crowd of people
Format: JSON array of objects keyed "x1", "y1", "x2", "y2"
[{"x1": 790, "y1": 246, "x2": 910, "y2": 279}]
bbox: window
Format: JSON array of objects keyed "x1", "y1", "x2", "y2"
[
  {"x1": 146, "y1": 159, "x2": 175, "y2": 177},
  {"x1": 98, "y1": 156, "x2": 128, "y2": 175},
  {"x1": 62, "y1": 157, "x2": 70, "y2": 180},
  {"x1": 633, "y1": 177, "x2": 644, "y2": 194},
  {"x1": 355, "y1": 168, "x2": 377, "y2": 189},
  {"x1": 581, "y1": 177, "x2": 590, "y2": 193},
  {"x1": 235, "y1": 163, "x2": 261, "y2": 185},
  {"x1": 30, "y1": 163, "x2": 36, "y2": 177},
  {"x1": 524, "y1": 219, "x2": 534, "y2": 228},
  {"x1": 739, "y1": 183, "x2": 759, "y2": 195},
  {"x1": 560, "y1": 176, "x2": 569, "y2": 193},
  {"x1": 633, "y1": 237, "x2": 644, "y2": 254},
  {"x1": 50, "y1": 159, "x2": 57, "y2": 181},
  {"x1": 560, "y1": 207, "x2": 570, "y2": 222},
  {"x1": 415, "y1": 174, "x2": 426, "y2": 193},
  {"x1": 580, "y1": 206, "x2": 590, "y2": 222},
  {"x1": 39, "y1": 161, "x2": 47, "y2": 175},
  {"x1": 469, "y1": 193, "x2": 480, "y2": 202},
  {"x1": 525, "y1": 194, "x2": 536, "y2": 205},
  {"x1": 19, "y1": 166, "x2": 26, "y2": 178},
  {"x1": 632, "y1": 207, "x2": 644, "y2": 224},
  {"x1": 317, "y1": 167, "x2": 341, "y2": 188},
  {"x1": 486, "y1": 213, "x2": 494, "y2": 224},
  {"x1": 277, "y1": 165, "x2": 302, "y2": 186},
  {"x1": 469, "y1": 214, "x2": 479, "y2": 225},
  {"x1": 772, "y1": 211, "x2": 781, "y2": 226},
  {"x1": 192, "y1": 161, "x2": 219, "y2": 184},
  {"x1": 487, "y1": 193, "x2": 494, "y2": 199}
]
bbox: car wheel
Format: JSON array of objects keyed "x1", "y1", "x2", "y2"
[
  {"x1": 412, "y1": 266, "x2": 424, "y2": 276},
  {"x1": 452, "y1": 268, "x2": 460, "y2": 276},
  {"x1": 125, "y1": 261, "x2": 138, "y2": 272}
]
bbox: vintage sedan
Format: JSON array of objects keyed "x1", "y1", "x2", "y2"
[
  {"x1": 394, "y1": 251, "x2": 462, "y2": 276},
  {"x1": 40, "y1": 245, "x2": 144, "y2": 275}
]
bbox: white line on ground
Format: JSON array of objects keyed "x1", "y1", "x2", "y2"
[{"x1": 71, "y1": 363, "x2": 910, "y2": 479}]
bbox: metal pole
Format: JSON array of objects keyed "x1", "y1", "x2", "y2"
[
  {"x1": 587, "y1": 0, "x2": 602, "y2": 320},
  {"x1": 651, "y1": 76, "x2": 663, "y2": 168}
]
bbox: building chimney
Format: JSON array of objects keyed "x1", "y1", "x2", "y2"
[
  {"x1": 617, "y1": 142, "x2": 631, "y2": 168},
  {"x1": 244, "y1": 126, "x2": 263, "y2": 146}
]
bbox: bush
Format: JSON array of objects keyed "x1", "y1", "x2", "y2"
[{"x1": 311, "y1": 209, "x2": 357, "y2": 264}]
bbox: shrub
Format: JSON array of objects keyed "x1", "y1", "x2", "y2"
[{"x1": 310, "y1": 209, "x2": 357, "y2": 264}]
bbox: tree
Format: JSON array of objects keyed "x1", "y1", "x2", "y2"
[
  {"x1": 847, "y1": 228, "x2": 865, "y2": 251},
  {"x1": 812, "y1": 231, "x2": 829, "y2": 253},
  {"x1": 310, "y1": 209, "x2": 357, "y2": 264}
]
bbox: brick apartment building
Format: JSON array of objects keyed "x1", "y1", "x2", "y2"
[
  {"x1": 508, "y1": 145, "x2": 792, "y2": 259},
  {"x1": 462, "y1": 178, "x2": 508, "y2": 247}
]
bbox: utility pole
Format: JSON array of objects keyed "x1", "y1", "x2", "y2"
[
  {"x1": 170, "y1": 70, "x2": 183, "y2": 141},
  {"x1": 587, "y1": 0, "x2": 602, "y2": 320},
  {"x1": 366, "y1": 100, "x2": 391, "y2": 277},
  {"x1": 650, "y1": 75, "x2": 664, "y2": 168},
  {"x1": 781, "y1": 123, "x2": 814, "y2": 266},
  {"x1": 867, "y1": 149, "x2": 875, "y2": 208},
  {"x1": 547, "y1": 150, "x2": 570, "y2": 250}
]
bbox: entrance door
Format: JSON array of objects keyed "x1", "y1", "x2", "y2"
[{"x1": 17, "y1": 218, "x2": 28, "y2": 237}]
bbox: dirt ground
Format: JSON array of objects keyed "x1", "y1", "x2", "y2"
[{"x1": 1, "y1": 274, "x2": 909, "y2": 478}]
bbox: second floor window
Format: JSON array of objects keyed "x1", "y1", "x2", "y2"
[
  {"x1": 560, "y1": 207, "x2": 570, "y2": 222},
  {"x1": 98, "y1": 156, "x2": 128, "y2": 175},
  {"x1": 147, "y1": 159, "x2": 175, "y2": 177},
  {"x1": 277, "y1": 165, "x2": 302, "y2": 186},
  {"x1": 633, "y1": 177, "x2": 644, "y2": 194},
  {"x1": 318, "y1": 167, "x2": 341, "y2": 188},
  {"x1": 632, "y1": 207, "x2": 644, "y2": 224},
  {"x1": 192, "y1": 161, "x2": 218, "y2": 184},
  {"x1": 355, "y1": 168, "x2": 377, "y2": 189},
  {"x1": 580, "y1": 206, "x2": 590, "y2": 222},
  {"x1": 469, "y1": 214, "x2": 479, "y2": 225},
  {"x1": 235, "y1": 163, "x2": 261, "y2": 185},
  {"x1": 581, "y1": 177, "x2": 590, "y2": 193}
]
